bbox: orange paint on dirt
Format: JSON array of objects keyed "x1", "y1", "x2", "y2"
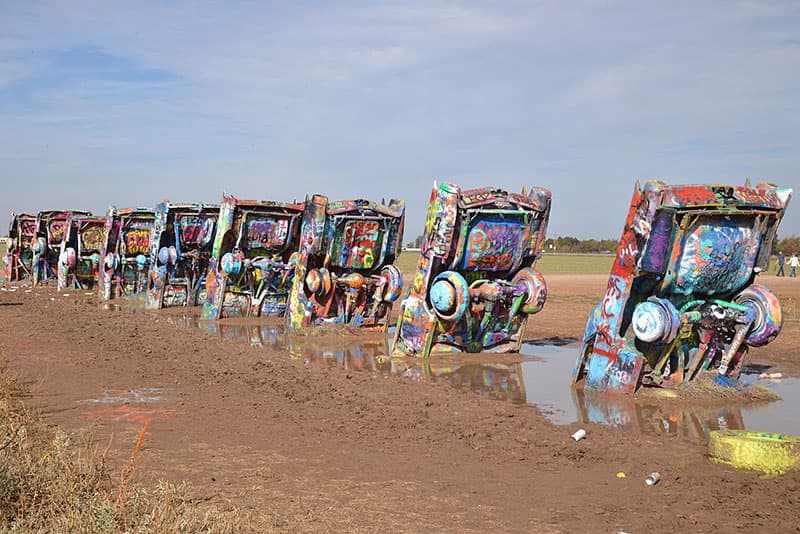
[{"x1": 80, "y1": 405, "x2": 177, "y2": 423}]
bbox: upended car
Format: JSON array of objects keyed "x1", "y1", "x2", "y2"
[
  {"x1": 4, "y1": 213, "x2": 36, "y2": 281},
  {"x1": 392, "y1": 182, "x2": 551, "y2": 357},
  {"x1": 30, "y1": 210, "x2": 92, "y2": 287},
  {"x1": 202, "y1": 194, "x2": 305, "y2": 319},
  {"x1": 285, "y1": 195, "x2": 405, "y2": 331},
  {"x1": 57, "y1": 215, "x2": 107, "y2": 290},
  {"x1": 573, "y1": 180, "x2": 792, "y2": 394},
  {"x1": 98, "y1": 207, "x2": 156, "y2": 300},
  {"x1": 146, "y1": 202, "x2": 219, "y2": 309}
]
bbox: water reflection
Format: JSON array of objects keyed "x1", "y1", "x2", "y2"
[
  {"x1": 392, "y1": 360, "x2": 527, "y2": 403},
  {"x1": 157, "y1": 310, "x2": 799, "y2": 440},
  {"x1": 572, "y1": 387, "x2": 746, "y2": 441}
]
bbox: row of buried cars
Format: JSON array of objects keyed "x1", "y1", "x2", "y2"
[{"x1": 3, "y1": 180, "x2": 794, "y2": 394}]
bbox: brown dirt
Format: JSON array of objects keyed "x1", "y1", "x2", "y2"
[{"x1": 0, "y1": 276, "x2": 799, "y2": 532}]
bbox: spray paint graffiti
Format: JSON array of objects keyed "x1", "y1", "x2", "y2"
[
  {"x1": 202, "y1": 194, "x2": 305, "y2": 320},
  {"x1": 392, "y1": 182, "x2": 551, "y2": 357},
  {"x1": 574, "y1": 180, "x2": 792, "y2": 393},
  {"x1": 285, "y1": 196, "x2": 405, "y2": 332},
  {"x1": 124, "y1": 229, "x2": 151, "y2": 255},
  {"x1": 244, "y1": 218, "x2": 290, "y2": 249},
  {"x1": 463, "y1": 219, "x2": 525, "y2": 271}
]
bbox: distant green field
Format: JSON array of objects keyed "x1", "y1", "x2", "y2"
[
  {"x1": 535, "y1": 254, "x2": 614, "y2": 275},
  {"x1": 398, "y1": 251, "x2": 793, "y2": 276},
  {"x1": 397, "y1": 251, "x2": 613, "y2": 276}
]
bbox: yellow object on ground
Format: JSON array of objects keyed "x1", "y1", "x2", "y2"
[
  {"x1": 708, "y1": 430, "x2": 800, "y2": 476},
  {"x1": 616, "y1": 472, "x2": 626, "y2": 478}
]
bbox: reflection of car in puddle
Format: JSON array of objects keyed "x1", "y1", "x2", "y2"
[
  {"x1": 574, "y1": 180, "x2": 792, "y2": 394},
  {"x1": 164, "y1": 314, "x2": 797, "y2": 441},
  {"x1": 202, "y1": 194, "x2": 305, "y2": 320},
  {"x1": 194, "y1": 319, "x2": 285, "y2": 348},
  {"x1": 99, "y1": 207, "x2": 155, "y2": 300},
  {"x1": 392, "y1": 360, "x2": 527, "y2": 403},
  {"x1": 147, "y1": 202, "x2": 219, "y2": 309},
  {"x1": 571, "y1": 387, "x2": 745, "y2": 442},
  {"x1": 393, "y1": 182, "x2": 551, "y2": 357}
]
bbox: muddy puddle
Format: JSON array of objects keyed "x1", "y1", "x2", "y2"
[
  {"x1": 77, "y1": 387, "x2": 177, "y2": 424},
  {"x1": 146, "y1": 311, "x2": 800, "y2": 442}
]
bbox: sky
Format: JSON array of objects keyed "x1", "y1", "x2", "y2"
[{"x1": 1, "y1": 0, "x2": 798, "y2": 241}]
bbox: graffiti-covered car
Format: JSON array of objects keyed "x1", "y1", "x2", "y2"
[
  {"x1": 285, "y1": 195, "x2": 405, "y2": 331},
  {"x1": 57, "y1": 215, "x2": 107, "y2": 290},
  {"x1": 146, "y1": 202, "x2": 219, "y2": 309},
  {"x1": 99, "y1": 207, "x2": 155, "y2": 300},
  {"x1": 4, "y1": 213, "x2": 36, "y2": 281},
  {"x1": 573, "y1": 180, "x2": 792, "y2": 394},
  {"x1": 392, "y1": 182, "x2": 551, "y2": 357},
  {"x1": 202, "y1": 194, "x2": 305, "y2": 319},
  {"x1": 32, "y1": 210, "x2": 91, "y2": 286}
]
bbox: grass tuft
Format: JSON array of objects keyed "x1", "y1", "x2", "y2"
[{"x1": 0, "y1": 362, "x2": 267, "y2": 532}]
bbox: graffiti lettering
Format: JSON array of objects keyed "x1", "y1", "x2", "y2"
[
  {"x1": 340, "y1": 220, "x2": 381, "y2": 269},
  {"x1": 80, "y1": 226, "x2": 106, "y2": 251},
  {"x1": 245, "y1": 218, "x2": 289, "y2": 249},
  {"x1": 124, "y1": 229, "x2": 151, "y2": 255},
  {"x1": 20, "y1": 221, "x2": 36, "y2": 236},
  {"x1": 463, "y1": 220, "x2": 522, "y2": 271},
  {"x1": 48, "y1": 220, "x2": 67, "y2": 244},
  {"x1": 177, "y1": 215, "x2": 215, "y2": 246}
]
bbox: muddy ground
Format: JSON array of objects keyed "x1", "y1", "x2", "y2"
[{"x1": 0, "y1": 275, "x2": 799, "y2": 532}]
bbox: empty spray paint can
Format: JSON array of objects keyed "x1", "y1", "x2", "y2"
[
  {"x1": 571, "y1": 429, "x2": 586, "y2": 441},
  {"x1": 645, "y1": 472, "x2": 661, "y2": 486}
]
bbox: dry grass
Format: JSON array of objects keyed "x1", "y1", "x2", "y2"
[
  {"x1": 0, "y1": 364, "x2": 268, "y2": 533},
  {"x1": 638, "y1": 372, "x2": 781, "y2": 404}
]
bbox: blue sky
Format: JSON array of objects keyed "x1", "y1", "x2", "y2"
[{"x1": 1, "y1": 0, "x2": 798, "y2": 240}]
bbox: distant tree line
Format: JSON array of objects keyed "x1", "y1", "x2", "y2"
[
  {"x1": 403, "y1": 234, "x2": 800, "y2": 255},
  {"x1": 774, "y1": 236, "x2": 800, "y2": 255},
  {"x1": 542, "y1": 237, "x2": 618, "y2": 254}
]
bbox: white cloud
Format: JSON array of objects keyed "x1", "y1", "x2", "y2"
[{"x1": 0, "y1": 1, "x2": 798, "y2": 238}]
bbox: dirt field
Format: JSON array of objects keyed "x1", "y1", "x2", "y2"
[{"x1": 0, "y1": 274, "x2": 799, "y2": 532}]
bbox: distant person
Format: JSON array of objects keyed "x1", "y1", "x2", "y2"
[
  {"x1": 790, "y1": 254, "x2": 799, "y2": 278},
  {"x1": 776, "y1": 251, "x2": 785, "y2": 276}
]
